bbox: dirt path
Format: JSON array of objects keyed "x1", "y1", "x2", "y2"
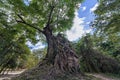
[
  {"x1": 0, "y1": 70, "x2": 25, "y2": 80},
  {"x1": 0, "y1": 71, "x2": 120, "y2": 80},
  {"x1": 89, "y1": 73, "x2": 120, "y2": 80}
]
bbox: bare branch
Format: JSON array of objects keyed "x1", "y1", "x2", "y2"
[
  {"x1": 16, "y1": 14, "x2": 43, "y2": 33},
  {"x1": 45, "y1": 6, "x2": 55, "y2": 28},
  {"x1": 17, "y1": 14, "x2": 25, "y2": 23}
]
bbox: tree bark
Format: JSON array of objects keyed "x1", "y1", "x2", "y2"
[
  {"x1": 42, "y1": 27, "x2": 80, "y2": 73},
  {"x1": 43, "y1": 27, "x2": 55, "y2": 63},
  {"x1": 11, "y1": 27, "x2": 83, "y2": 80}
]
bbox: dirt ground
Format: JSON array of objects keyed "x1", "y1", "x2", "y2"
[
  {"x1": 88, "y1": 73, "x2": 120, "y2": 80},
  {"x1": 0, "y1": 70, "x2": 120, "y2": 80},
  {"x1": 0, "y1": 70, "x2": 25, "y2": 80}
]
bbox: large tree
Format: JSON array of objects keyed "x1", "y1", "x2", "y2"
[{"x1": 0, "y1": 0, "x2": 83, "y2": 79}]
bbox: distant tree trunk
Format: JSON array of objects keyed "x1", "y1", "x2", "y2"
[{"x1": 42, "y1": 27, "x2": 80, "y2": 73}]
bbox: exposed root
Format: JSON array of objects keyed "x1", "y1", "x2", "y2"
[
  {"x1": 11, "y1": 34, "x2": 87, "y2": 80},
  {"x1": 11, "y1": 62, "x2": 90, "y2": 80},
  {"x1": 80, "y1": 48, "x2": 120, "y2": 74}
]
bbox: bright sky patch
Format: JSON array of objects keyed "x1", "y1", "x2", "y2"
[{"x1": 66, "y1": 0, "x2": 97, "y2": 41}]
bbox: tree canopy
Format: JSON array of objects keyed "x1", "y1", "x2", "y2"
[
  {"x1": 92, "y1": 0, "x2": 120, "y2": 33},
  {"x1": 92, "y1": 0, "x2": 120, "y2": 57},
  {"x1": 0, "y1": 0, "x2": 82, "y2": 39}
]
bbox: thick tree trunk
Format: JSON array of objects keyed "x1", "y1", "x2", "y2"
[
  {"x1": 53, "y1": 34, "x2": 80, "y2": 73},
  {"x1": 43, "y1": 27, "x2": 80, "y2": 73},
  {"x1": 43, "y1": 27, "x2": 55, "y2": 63},
  {"x1": 11, "y1": 28, "x2": 84, "y2": 80}
]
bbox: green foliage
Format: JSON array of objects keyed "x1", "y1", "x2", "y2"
[
  {"x1": 75, "y1": 34, "x2": 99, "y2": 72},
  {"x1": 0, "y1": 20, "x2": 31, "y2": 73},
  {"x1": 32, "y1": 47, "x2": 47, "y2": 60},
  {"x1": 75, "y1": 34, "x2": 120, "y2": 74},
  {"x1": 0, "y1": 26, "x2": 39, "y2": 70},
  {"x1": 93, "y1": 0, "x2": 120, "y2": 33},
  {"x1": 24, "y1": 53, "x2": 39, "y2": 69},
  {"x1": 0, "y1": 0, "x2": 83, "y2": 37},
  {"x1": 92, "y1": 0, "x2": 120, "y2": 62}
]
